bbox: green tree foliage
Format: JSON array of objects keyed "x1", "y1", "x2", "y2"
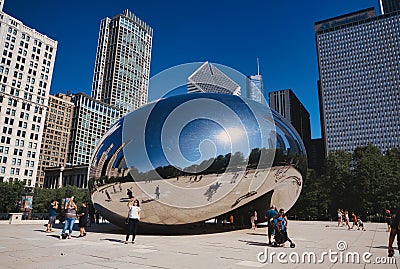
[
  {"x1": 292, "y1": 145, "x2": 400, "y2": 220},
  {"x1": 32, "y1": 185, "x2": 90, "y2": 213},
  {"x1": 0, "y1": 181, "x2": 25, "y2": 213}
]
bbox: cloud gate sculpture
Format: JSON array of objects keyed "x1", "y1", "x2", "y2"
[{"x1": 89, "y1": 93, "x2": 307, "y2": 228}]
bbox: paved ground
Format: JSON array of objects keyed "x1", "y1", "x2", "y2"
[{"x1": 0, "y1": 220, "x2": 398, "y2": 269}]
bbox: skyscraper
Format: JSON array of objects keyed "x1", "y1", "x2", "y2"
[
  {"x1": 68, "y1": 93, "x2": 120, "y2": 166},
  {"x1": 0, "y1": 2, "x2": 57, "y2": 187},
  {"x1": 36, "y1": 93, "x2": 73, "y2": 188},
  {"x1": 269, "y1": 89, "x2": 311, "y2": 156},
  {"x1": 187, "y1": 62, "x2": 241, "y2": 95},
  {"x1": 92, "y1": 10, "x2": 153, "y2": 115},
  {"x1": 315, "y1": 8, "x2": 400, "y2": 154},
  {"x1": 246, "y1": 59, "x2": 266, "y2": 104},
  {"x1": 379, "y1": 0, "x2": 400, "y2": 14}
]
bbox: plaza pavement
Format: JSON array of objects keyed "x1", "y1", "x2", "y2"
[{"x1": 0, "y1": 220, "x2": 398, "y2": 269}]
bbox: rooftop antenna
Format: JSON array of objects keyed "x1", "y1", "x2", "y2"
[{"x1": 257, "y1": 58, "x2": 260, "y2": 76}]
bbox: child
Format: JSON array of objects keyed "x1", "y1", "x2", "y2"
[{"x1": 357, "y1": 218, "x2": 366, "y2": 231}]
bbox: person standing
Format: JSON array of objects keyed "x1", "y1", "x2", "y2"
[
  {"x1": 266, "y1": 205, "x2": 278, "y2": 245},
  {"x1": 125, "y1": 199, "x2": 141, "y2": 244},
  {"x1": 388, "y1": 207, "x2": 399, "y2": 257},
  {"x1": 46, "y1": 200, "x2": 58, "y2": 232},
  {"x1": 60, "y1": 197, "x2": 77, "y2": 239},
  {"x1": 155, "y1": 185, "x2": 160, "y2": 199},
  {"x1": 78, "y1": 202, "x2": 88, "y2": 237},
  {"x1": 385, "y1": 209, "x2": 392, "y2": 232},
  {"x1": 250, "y1": 209, "x2": 257, "y2": 230}
]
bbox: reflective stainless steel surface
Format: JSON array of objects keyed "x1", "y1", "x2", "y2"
[{"x1": 89, "y1": 93, "x2": 307, "y2": 227}]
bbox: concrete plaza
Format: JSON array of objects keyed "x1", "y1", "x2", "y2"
[{"x1": 0, "y1": 220, "x2": 398, "y2": 269}]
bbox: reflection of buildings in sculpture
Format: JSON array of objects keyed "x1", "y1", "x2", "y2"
[
  {"x1": 44, "y1": 165, "x2": 89, "y2": 189},
  {"x1": 187, "y1": 62, "x2": 241, "y2": 95},
  {"x1": 105, "y1": 143, "x2": 129, "y2": 178},
  {"x1": 92, "y1": 144, "x2": 113, "y2": 179}
]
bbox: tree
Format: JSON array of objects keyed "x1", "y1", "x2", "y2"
[{"x1": 0, "y1": 182, "x2": 25, "y2": 213}]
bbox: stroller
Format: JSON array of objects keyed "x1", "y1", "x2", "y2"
[{"x1": 272, "y1": 217, "x2": 295, "y2": 248}]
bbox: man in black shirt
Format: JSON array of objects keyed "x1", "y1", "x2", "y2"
[
  {"x1": 78, "y1": 202, "x2": 88, "y2": 237},
  {"x1": 388, "y1": 207, "x2": 399, "y2": 257}
]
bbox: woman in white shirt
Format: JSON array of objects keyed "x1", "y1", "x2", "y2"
[{"x1": 125, "y1": 198, "x2": 141, "y2": 244}]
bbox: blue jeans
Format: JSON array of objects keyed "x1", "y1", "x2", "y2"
[{"x1": 62, "y1": 218, "x2": 75, "y2": 235}]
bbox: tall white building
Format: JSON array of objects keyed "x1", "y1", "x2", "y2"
[
  {"x1": 0, "y1": 2, "x2": 57, "y2": 187},
  {"x1": 91, "y1": 9, "x2": 153, "y2": 115}
]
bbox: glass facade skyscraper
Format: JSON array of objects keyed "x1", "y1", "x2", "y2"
[
  {"x1": 246, "y1": 75, "x2": 265, "y2": 104},
  {"x1": 315, "y1": 8, "x2": 400, "y2": 154},
  {"x1": 92, "y1": 10, "x2": 153, "y2": 115}
]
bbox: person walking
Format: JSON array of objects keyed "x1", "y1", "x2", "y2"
[
  {"x1": 78, "y1": 202, "x2": 88, "y2": 237},
  {"x1": 46, "y1": 200, "x2": 58, "y2": 232},
  {"x1": 266, "y1": 205, "x2": 278, "y2": 245},
  {"x1": 351, "y1": 212, "x2": 358, "y2": 229},
  {"x1": 344, "y1": 210, "x2": 351, "y2": 230},
  {"x1": 337, "y1": 209, "x2": 343, "y2": 227},
  {"x1": 60, "y1": 197, "x2": 77, "y2": 239},
  {"x1": 250, "y1": 209, "x2": 257, "y2": 230},
  {"x1": 155, "y1": 185, "x2": 160, "y2": 199},
  {"x1": 125, "y1": 198, "x2": 141, "y2": 244},
  {"x1": 388, "y1": 207, "x2": 399, "y2": 257}
]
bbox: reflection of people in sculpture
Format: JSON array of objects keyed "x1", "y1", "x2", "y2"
[
  {"x1": 105, "y1": 190, "x2": 112, "y2": 201},
  {"x1": 155, "y1": 185, "x2": 160, "y2": 199},
  {"x1": 127, "y1": 188, "x2": 133, "y2": 199}
]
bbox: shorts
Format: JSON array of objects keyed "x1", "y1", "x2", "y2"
[
  {"x1": 48, "y1": 216, "x2": 56, "y2": 225},
  {"x1": 268, "y1": 221, "x2": 275, "y2": 235}
]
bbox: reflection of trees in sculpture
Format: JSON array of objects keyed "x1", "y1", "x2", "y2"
[{"x1": 89, "y1": 146, "x2": 307, "y2": 191}]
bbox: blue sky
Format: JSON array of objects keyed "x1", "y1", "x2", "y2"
[{"x1": 3, "y1": 0, "x2": 380, "y2": 139}]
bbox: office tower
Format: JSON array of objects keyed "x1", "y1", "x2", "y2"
[
  {"x1": 269, "y1": 89, "x2": 311, "y2": 156},
  {"x1": 315, "y1": 8, "x2": 400, "y2": 154},
  {"x1": 246, "y1": 59, "x2": 266, "y2": 104},
  {"x1": 246, "y1": 75, "x2": 264, "y2": 104},
  {"x1": 92, "y1": 9, "x2": 153, "y2": 115},
  {"x1": 380, "y1": 0, "x2": 400, "y2": 14},
  {"x1": 0, "y1": 2, "x2": 57, "y2": 187},
  {"x1": 36, "y1": 94, "x2": 73, "y2": 188},
  {"x1": 187, "y1": 62, "x2": 241, "y2": 95},
  {"x1": 68, "y1": 93, "x2": 120, "y2": 166}
]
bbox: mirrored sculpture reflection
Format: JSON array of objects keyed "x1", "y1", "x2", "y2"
[{"x1": 89, "y1": 93, "x2": 307, "y2": 228}]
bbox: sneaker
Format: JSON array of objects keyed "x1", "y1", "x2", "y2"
[
  {"x1": 59, "y1": 235, "x2": 62, "y2": 240},
  {"x1": 68, "y1": 235, "x2": 72, "y2": 239},
  {"x1": 132, "y1": 241, "x2": 135, "y2": 244},
  {"x1": 124, "y1": 241, "x2": 128, "y2": 244}
]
